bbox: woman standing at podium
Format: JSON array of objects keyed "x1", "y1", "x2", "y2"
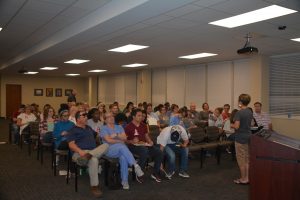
[{"x1": 232, "y1": 94, "x2": 253, "y2": 185}]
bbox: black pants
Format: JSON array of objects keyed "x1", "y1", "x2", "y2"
[{"x1": 128, "y1": 144, "x2": 163, "y2": 174}]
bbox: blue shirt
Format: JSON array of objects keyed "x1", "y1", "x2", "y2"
[
  {"x1": 170, "y1": 115, "x2": 180, "y2": 126},
  {"x1": 53, "y1": 120, "x2": 74, "y2": 148},
  {"x1": 100, "y1": 125, "x2": 124, "y2": 144},
  {"x1": 66, "y1": 125, "x2": 96, "y2": 150}
]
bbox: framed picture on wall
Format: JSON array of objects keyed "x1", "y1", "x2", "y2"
[
  {"x1": 65, "y1": 89, "x2": 72, "y2": 96},
  {"x1": 46, "y1": 88, "x2": 53, "y2": 97},
  {"x1": 34, "y1": 89, "x2": 43, "y2": 96},
  {"x1": 55, "y1": 88, "x2": 62, "y2": 97}
]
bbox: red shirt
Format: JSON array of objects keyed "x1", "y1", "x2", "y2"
[
  {"x1": 222, "y1": 112, "x2": 231, "y2": 120},
  {"x1": 125, "y1": 122, "x2": 148, "y2": 142}
]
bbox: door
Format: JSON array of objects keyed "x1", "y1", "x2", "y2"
[{"x1": 6, "y1": 84, "x2": 22, "y2": 119}]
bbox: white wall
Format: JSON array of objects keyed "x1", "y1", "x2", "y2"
[
  {"x1": 98, "y1": 57, "x2": 265, "y2": 111},
  {"x1": 98, "y1": 72, "x2": 137, "y2": 106}
]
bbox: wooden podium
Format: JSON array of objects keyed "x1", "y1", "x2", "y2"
[{"x1": 250, "y1": 132, "x2": 300, "y2": 200}]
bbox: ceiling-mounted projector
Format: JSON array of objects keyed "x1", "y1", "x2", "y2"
[
  {"x1": 18, "y1": 67, "x2": 28, "y2": 74},
  {"x1": 237, "y1": 33, "x2": 258, "y2": 55}
]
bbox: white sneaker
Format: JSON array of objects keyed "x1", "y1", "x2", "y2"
[
  {"x1": 122, "y1": 182, "x2": 130, "y2": 190},
  {"x1": 134, "y1": 164, "x2": 144, "y2": 177},
  {"x1": 166, "y1": 171, "x2": 175, "y2": 179},
  {"x1": 179, "y1": 171, "x2": 190, "y2": 178}
]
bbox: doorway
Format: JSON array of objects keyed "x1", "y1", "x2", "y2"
[{"x1": 6, "y1": 84, "x2": 22, "y2": 119}]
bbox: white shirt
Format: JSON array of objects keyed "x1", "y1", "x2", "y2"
[
  {"x1": 253, "y1": 111, "x2": 271, "y2": 130},
  {"x1": 208, "y1": 114, "x2": 223, "y2": 128},
  {"x1": 223, "y1": 120, "x2": 235, "y2": 137},
  {"x1": 87, "y1": 119, "x2": 103, "y2": 134},
  {"x1": 157, "y1": 125, "x2": 189, "y2": 147},
  {"x1": 17, "y1": 113, "x2": 37, "y2": 134}
]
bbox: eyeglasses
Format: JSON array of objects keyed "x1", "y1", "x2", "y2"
[
  {"x1": 62, "y1": 114, "x2": 69, "y2": 117},
  {"x1": 80, "y1": 113, "x2": 87, "y2": 117}
]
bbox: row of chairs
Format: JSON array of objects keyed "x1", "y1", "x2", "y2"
[
  {"x1": 12, "y1": 121, "x2": 126, "y2": 191},
  {"x1": 148, "y1": 125, "x2": 235, "y2": 168}
]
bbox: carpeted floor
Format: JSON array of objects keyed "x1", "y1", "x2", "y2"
[{"x1": 0, "y1": 119, "x2": 248, "y2": 200}]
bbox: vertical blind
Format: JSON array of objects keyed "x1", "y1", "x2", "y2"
[{"x1": 270, "y1": 53, "x2": 300, "y2": 116}]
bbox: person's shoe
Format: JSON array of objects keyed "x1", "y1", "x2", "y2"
[
  {"x1": 134, "y1": 164, "x2": 144, "y2": 177},
  {"x1": 77, "y1": 153, "x2": 92, "y2": 166},
  {"x1": 166, "y1": 171, "x2": 175, "y2": 179},
  {"x1": 151, "y1": 173, "x2": 162, "y2": 183},
  {"x1": 122, "y1": 182, "x2": 130, "y2": 190},
  {"x1": 179, "y1": 171, "x2": 190, "y2": 178},
  {"x1": 90, "y1": 186, "x2": 103, "y2": 198},
  {"x1": 135, "y1": 174, "x2": 144, "y2": 183},
  {"x1": 226, "y1": 147, "x2": 232, "y2": 154}
]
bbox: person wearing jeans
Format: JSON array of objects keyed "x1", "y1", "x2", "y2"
[
  {"x1": 66, "y1": 111, "x2": 109, "y2": 198},
  {"x1": 157, "y1": 125, "x2": 190, "y2": 178},
  {"x1": 125, "y1": 109, "x2": 163, "y2": 183},
  {"x1": 100, "y1": 112, "x2": 144, "y2": 190}
]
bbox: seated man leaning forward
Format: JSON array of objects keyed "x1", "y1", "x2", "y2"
[
  {"x1": 125, "y1": 109, "x2": 163, "y2": 183},
  {"x1": 100, "y1": 112, "x2": 144, "y2": 190},
  {"x1": 157, "y1": 125, "x2": 190, "y2": 179},
  {"x1": 66, "y1": 111, "x2": 109, "y2": 198}
]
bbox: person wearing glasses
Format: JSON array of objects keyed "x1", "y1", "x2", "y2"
[
  {"x1": 53, "y1": 109, "x2": 74, "y2": 150},
  {"x1": 66, "y1": 111, "x2": 109, "y2": 198}
]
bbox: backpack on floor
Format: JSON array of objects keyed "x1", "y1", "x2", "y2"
[{"x1": 106, "y1": 160, "x2": 122, "y2": 190}]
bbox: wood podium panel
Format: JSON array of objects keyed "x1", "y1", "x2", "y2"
[{"x1": 250, "y1": 133, "x2": 300, "y2": 200}]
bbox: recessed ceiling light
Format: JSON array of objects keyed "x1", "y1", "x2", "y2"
[
  {"x1": 88, "y1": 69, "x2": 107, "y2": 73},
  {"x1": 109, "y1": 44, "x2": 149, "y2": 53},
  {"x1": 209, "y1": 5, "x2": 297, "y2": 28},
  {"x1": 122, "y1": 63, "x2": 148, "y2": 68},
  {"x1": 179, "y1": 53, "x2": 218, "y2": 59},
  {"x1": 64, "y1": 59, "x2": 90, "y2": 64},
  {"x1": 40, "y1": 67, "x2": 58, "y2": 70},
  {"x1": 0, "y1": 27, "x2": 2, "y2": 31},
  {"x1": 291, "y1": 38, "x2": 300, "y2": 42},
  {"x1": 65, "y1": 73, "x2": 80, "y2": 76},
  {"x1": 24, "y1": 71, "x2": 39, "y2": 74}
]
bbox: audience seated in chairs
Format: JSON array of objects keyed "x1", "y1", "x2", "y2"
[
  {"x1": 52, "y1": 109, "x2": 75, "y2": 165},
  {"x1": 11, "y1": 104, "x2": 25, "y2": 144},
  {"x1": 199, "y1": 103, "x2": 212, "y2": 127},
  {"x1": 100, "y1": 112, "x2": 144, "y2": 190},
  {"x1": 96, "y1": 102, "x2": 106, "y2": 122},
  {"x1": 109, "y1": 103, "x2": 120, "y2": 118},
  {"x1": 208, "y1": 107, "x2": 224, "y2": 131},
  {"x1": 169, "y1": 104, "x2": 181, "y2": 126},
  {"x1": 87, "y1": 108, "x2": 103, "y2": 135},
  {"x1": 158, "y1": 106, "x2": 170, "y2": 129},
  {"x1": 146, "y1": 103, "x2": 160, "y2": 127},
  {"x1": 222, "y1": 104, "x2": 231, "y2": 121},
  {"x1": 157, "y1": 125, "x2": 190, "y2": 179},
  {"x1": 66, "y1": 111, "x2": 109, "y2": 198},
  {"x1": 39, "y1": 106, "x2": 56, "y2": 144},
  {"x1": 17, "y1": 105, "x2": 37, "y2": 145},
  {"x1": 188, "y1": 102, "x2": 200, "y2": 126},
  {"x1": 68, "y1": 105, "x2": 78, "y2": 124},
  {"x1": 125, "y1": 109, "x2": 163, "y2": 183}
]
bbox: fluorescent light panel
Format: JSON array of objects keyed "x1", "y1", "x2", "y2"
[
  {"x1": 24, "y1": 71, "x2": 38, "y2": 74},
  {"x1": 122, "y1": 63, "x2": 148, "y2": 68},
  {"x1": 64, "y1": 59, "x2": 90, "y2": 64},
  {"x1": 291, "y1": 38, "x2": 300, "y2": 42},
  {"x1": 40, "y1": 67, "x2": 58, "y2": 70},
  {"x1": 109, "y1": 44, "x2": 149, "y2": 53},
  {"x1": 179, "y1": 53, "x2": 217, "y2": 59},
  {"x1": 88, "y1": 69, "x2": 107, "y2": 73},
  {"x1": 66, "y1": 73, "x2": 80, "y2": 76},
  {"x1": 209, "y1": 5, "x2": 297, "y2": 28}
]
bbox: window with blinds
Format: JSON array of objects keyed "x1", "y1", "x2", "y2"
[{"x1": 270, "y1": 53, "x2": 300, "y2": 117}]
